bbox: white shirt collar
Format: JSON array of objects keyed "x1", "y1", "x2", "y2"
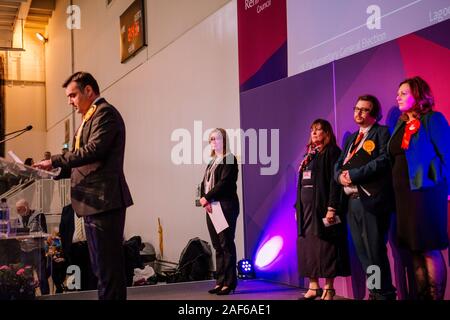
[
  {"x1": 359, "y1": 124, "x2": 373, "y2": 135},
  {"x1": 93, "y1": 97, "x2": 103, "y2": 105}
]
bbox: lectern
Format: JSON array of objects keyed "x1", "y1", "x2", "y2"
[{"x1": 0, "y1": 157, "x2": 59, "y2": 297}]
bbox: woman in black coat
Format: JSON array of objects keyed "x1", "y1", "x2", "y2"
[
  {"x1": 200, "y1": 128, "x2": 239, "y2": 295},
  {"x1": 295, "y1": 119, "x2": 350, "y2": 300}
]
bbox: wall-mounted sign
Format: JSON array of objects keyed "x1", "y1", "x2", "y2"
[{"x1": 120, "y1": 0, "x2": 146, "y2": 63}]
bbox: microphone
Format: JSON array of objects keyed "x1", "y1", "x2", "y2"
[
  {"x1": 2, "y1": 125, "x2": 33, "y2": 137},
  {"x1": 0, "y1": 125, "x2": 33, "y2": 144}
]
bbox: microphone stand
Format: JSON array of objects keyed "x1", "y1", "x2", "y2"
[
  {"x1": 3, "y1": 126, "x2": 32, "y2": 138},
  {"x1": 0, "y1": 130, "x2": 30, "y2": 144}
]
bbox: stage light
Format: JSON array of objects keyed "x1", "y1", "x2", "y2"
[
  {"x1": 255, "y1": 235, "x2": 283, "y2": 269},
  {"x1": 36, "y1": 32, "x2": 48, "y2": 43},
  {"x1": 237, "y1": 259, "x2": 255, "y2": 279}
]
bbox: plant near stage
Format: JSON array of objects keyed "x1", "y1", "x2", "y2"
[{"x1": 0, "y1": 263, "x2": 38, "y2": 300}]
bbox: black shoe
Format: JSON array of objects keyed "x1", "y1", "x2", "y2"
[
  {"x1": 216, "y1": 286, "x2": 236, "y2": 295},
  {"x1": 208, "y1": 285, "x2": 223, "y2": 294},
  {"x1": 298, "y1": 288, "x2": 323, "y2": 300},
  {"x1": 369, "y1": 290, "x2": 397, "y2": 301},
  {"x1": 321, "y1": 288, "x2": 336, "y2": 300}
]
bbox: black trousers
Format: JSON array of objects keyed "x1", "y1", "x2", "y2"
[
  {"x1": 70, "y1": 241, "x2": 97, "y2": 291},
  {"x1": 347, "y1": 197, "x2": 396, "y2": 299},
  {"x1": 206, "y1": 207, "x2": 239, "y2": 288},
  {"x1": 84, "y1": 208, "x2": 126, "y2": 300}
]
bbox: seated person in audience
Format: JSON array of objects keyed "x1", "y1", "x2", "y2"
[
  {"x1": 57, "y1": 204, "x2": 97, "y2": 291},
  {"x1": 42, "y1": 151, "x2": 51, "y2": 161},
  {"x1": 15, "y1": 199, "x2": 49, "y2": 295},
  {"x1": 24, "y1": 158, "x2": 34, "y2": 166}
]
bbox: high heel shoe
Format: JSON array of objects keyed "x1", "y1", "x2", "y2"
[
  {"x1": 208, "y1": 285, "x2": 223, "y2": 294},
  {"x1": 216, "y1": 285, "x2": 236, "y2": 295},
  {"x1": 298, "y1": 288, "x2": 323, "y2": 300},
  {"x1": 321, "y1": 288, "x2": 336, "y2": 300}
]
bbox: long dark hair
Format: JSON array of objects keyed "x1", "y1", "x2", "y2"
[
  {"x1": 307, "y1": 119, "x2": 337, "y2": 152},
  {"x1": 399, "y1": 76, "x2": 434, "y2": 121}
]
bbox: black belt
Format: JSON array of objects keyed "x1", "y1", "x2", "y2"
[{"x1": 349, "y1": 193, "x2": 360, "y2": 199}]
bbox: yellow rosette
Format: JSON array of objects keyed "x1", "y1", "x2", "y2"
[{"x1": 363, "y1": 140, "x2": 375, "y2": 155}]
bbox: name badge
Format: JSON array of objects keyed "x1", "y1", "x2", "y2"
[{"x1": 303, "y1": 170, "x2": 312, "y2": 180}]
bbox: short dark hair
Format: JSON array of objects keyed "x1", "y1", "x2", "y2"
[
  {"x1": 62, "y1": 72, "x2": 100, "y2": 95},
  {"x1": 357, "y1": 94, "x2": 382, "y2": 121}
]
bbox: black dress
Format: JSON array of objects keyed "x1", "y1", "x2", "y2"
[
  {"x1": 389, "y1": 124, "x2": 448, "y2": 251},
  {"x1": 297, "y1": 157, "x2": 348, "y2": 278}
]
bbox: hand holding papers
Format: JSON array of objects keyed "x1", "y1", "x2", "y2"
[
  {"x1": 6, "y1": 151, "x2": 61, "y2": 178},
  {"x1": 210, "y1": 202, "x2": 229, "y2": 234},
  {"x1": 322, "y1": 215, "x2": 342, "y2": 227}
]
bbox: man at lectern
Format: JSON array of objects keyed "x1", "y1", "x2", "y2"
[{"x1": 34, "y1": 72, "x2": 133, "y2": 300}]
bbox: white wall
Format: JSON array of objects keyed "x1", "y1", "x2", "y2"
[
  {"x1": 4, "y1": 84, "x2": 46, "y2": 163},
  {"x1": 44, "y1": 0, "x2": 244, "y2": 264},
  {"x1": 4, "y1": 29, "x2": 46, "y2": 163},
  {"x1": 44, "y1": 0, "x2": 73, "y2": 152}
]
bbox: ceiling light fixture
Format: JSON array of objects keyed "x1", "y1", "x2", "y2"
[{"x1": 36, "y1": 32, "x2": 48, "y2": 43}]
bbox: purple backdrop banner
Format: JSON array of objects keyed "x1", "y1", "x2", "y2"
[{"x1": 240, "y1": 19, "x2": 450, "y2": 299}]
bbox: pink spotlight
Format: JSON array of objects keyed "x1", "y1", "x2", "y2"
[{"x1": 255, "y1": 236, "x2": 284, "y2": 269}]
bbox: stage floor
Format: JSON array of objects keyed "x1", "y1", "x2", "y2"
[{"x1": 39, "y1": 279, "x2": 347, "y2": 300}]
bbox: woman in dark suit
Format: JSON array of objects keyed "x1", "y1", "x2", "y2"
[
  {"x1": 200, "y1": 128, "x2": 239, "y2": 295},
  {"x1": 296, "y1": 119, "x2": 350, "y2": 300},
  {"x1": 389, "y1": 76, "x2": 449, "y2": 299}
]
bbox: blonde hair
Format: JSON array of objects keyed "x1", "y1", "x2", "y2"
[{"x1": 209, "y1": 128, "x2": 230, "y2": 157}]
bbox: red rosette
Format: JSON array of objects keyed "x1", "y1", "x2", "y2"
[{"x1": 401, "y1": 119, "x2": 421, "y2": 150}]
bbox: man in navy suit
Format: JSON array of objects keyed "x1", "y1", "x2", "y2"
[{"x1": 334, "y1": 95, "x2": 396, "y2": 300}]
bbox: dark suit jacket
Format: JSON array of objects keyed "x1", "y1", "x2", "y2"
[
  {"x1": 295, "y1": 144, "x2": 345, "y2": 239},
  {"x1": 200, "y1": 153, "x2": 239, "y2": 217},
  {"x1": 334, "y1": 123, "x2": 395, "y2": 215},
  {"x1": 51, "y1": 98, "x2": 133, "y2": 216},
  {"x1": 388, "y1": 111, "x2": 450, "y2": 192}
]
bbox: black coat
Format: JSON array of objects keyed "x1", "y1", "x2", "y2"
[
  {"x1": 295, "y1": 144, "x2": 345, "y2": 239},
  {"x1": 200, "y1": 153, "x2": 239, "y2": 216},
  {"x1": 334, "y1": 123, "x2": 395, "y2": 216},
  {"x1": 51, "y1": 98, "x2": 133, "y2": 216}
]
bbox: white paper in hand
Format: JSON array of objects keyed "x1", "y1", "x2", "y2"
[
  {"x1": 322, "y1": 215, "x2": 342, "y2": 227},
  {"x1": 210, "y1": 202, "x2": 229, "y2": 234},
  {"x1": 8, "y1": 150, "x2": 23, "y2": 164}
]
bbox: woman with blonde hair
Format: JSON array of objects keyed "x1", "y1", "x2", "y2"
[{"x1": 200, "y1": 128, "x2": 239, "y2": 295}]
